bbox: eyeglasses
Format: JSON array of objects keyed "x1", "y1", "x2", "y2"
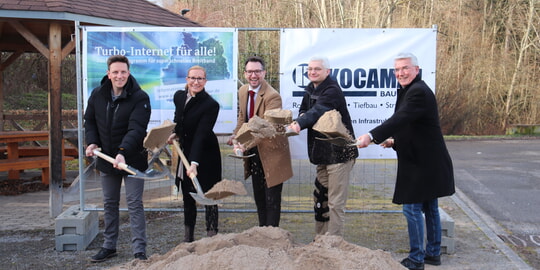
[
  {"x1": 245, "y1": 70, "x2": 263, "y2": 75},
  {"x1": 307, "y1": 67, "x2": 323, "y2": 72},
  {"x1": 187, "y1": 77, "x2": 206, "y2": 82}
]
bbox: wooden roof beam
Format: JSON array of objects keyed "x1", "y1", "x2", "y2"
[
  {"x1": 0, "y1": 50, "x2": 23, "y2": 72},
  {"x1": 61, "y1": 37, "x2": 75, "y2": 59},
  {"x1": 8, "y1": 20, "x2": 49, "y2": 59}
]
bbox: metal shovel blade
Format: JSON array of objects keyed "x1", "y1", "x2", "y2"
[
  {"x1": 284, "y1": 127, "x2": 299, "y2": 137},
  {"x1": 315, "y1": 136, "x2": 360, "y2": 147},
  {"x1": 127, "y1": 168, "x2": 168, "y2": 180},
  {"x1": 227, "y1": 148, "x2": 255, "y2": 159},
  {"x1": 227, "y1": 153, "x2": 255, "y2": 159},
  {"x1": 190, "y1": 187, "x2": 222, "y2": 205}
]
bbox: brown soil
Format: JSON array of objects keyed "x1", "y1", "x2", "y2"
[
  {"x1": 313, "y1": 109, "x2": 352, "y2": 139},
  {"x1": 110, "y1": 226, "x2": 405, "y2": 270},
  {"x1": 204, "y1": 179, "x2": 248, "y2": 200},
  {"x1": 235, "y1": 116, "x2": 280, "y2": 149},
  {"x1": 0, "y1": 198, "x2": 531, "y2": 270},
  {"x1": 264, "y1": 108, "x2": 292, "y2": 124},
  {"x1": 0, "y1": 178, "x2": 51, "y2": 195}
]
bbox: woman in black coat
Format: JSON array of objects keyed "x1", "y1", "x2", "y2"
[{"x1": 167, "y1": 65, "x2": 222, "y2": 242}]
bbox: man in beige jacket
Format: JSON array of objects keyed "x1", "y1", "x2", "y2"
[{"x1": 227, "y1": 56, "x2": 293, "y2": 227}]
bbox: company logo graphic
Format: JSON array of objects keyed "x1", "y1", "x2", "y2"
[{"x1": 291, "y1": 63, "x2": 405, "y2": 97}]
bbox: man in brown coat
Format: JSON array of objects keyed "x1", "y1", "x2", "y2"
[{"x1": 227, "y1": 56, "x2": 293, "y2": 227}]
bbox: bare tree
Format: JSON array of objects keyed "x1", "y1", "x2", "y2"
[
  {"x1": 502, "y1": 0, "x2": 538, "y2": 129},
  {"x1": 154, "y1": 0, "x2": 540, "y2": 134}
]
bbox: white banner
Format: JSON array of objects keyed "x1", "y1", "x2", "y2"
[
  {"x1": 280, "y1": 28, "x2": 437, "y2": 159},
  {"x1": 82, "y1": 27, "x2": 238, "y2": 132}
]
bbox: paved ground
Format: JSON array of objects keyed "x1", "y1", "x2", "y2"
[
  {"x1": 447, "y1": 140, "x2": 540, "y2": 237},
  {"x1": 0, "y1": 139, "x2": 537, "y2": 269},
  {"x1": 447, "y1": 139, "x2": 540, "y2": 269}
]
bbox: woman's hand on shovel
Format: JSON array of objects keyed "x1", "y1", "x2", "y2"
[
  {"x1": 167, "y1": 133, "x2": 177, "y2": 144},
  {"x1": 187, "y1": 162, "x2": 198, "y2": 178}
]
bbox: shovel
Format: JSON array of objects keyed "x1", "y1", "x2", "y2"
[
  {"x1": 172, "y1": 140, "x2": 222, "y2": 205},
  {"x1": 315, "y1": 136, "x2": 360, "y2": 147},
  {"x1": 227, "y1": 140, "x2": 255, "y2": 159},
  {"x1": 283, "y1": 126, "x2": 299, "y2": 137},
  {"x1": 92, "y1": 149, "x2": 166, "y2": 180},
  {"x1": 272, "y1": 124, "x2": 299, "y2": 137}
]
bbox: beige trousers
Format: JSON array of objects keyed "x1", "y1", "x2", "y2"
[{"x1": 315, "y1": 159, "x2": 355, "y2": 236}]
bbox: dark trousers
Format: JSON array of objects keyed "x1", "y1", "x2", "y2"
[
  {"x1": 101, "y1": 173, "x2": 146, "y2": 254},
  {"x1": 248, "y1": 147, "x2": 283, "y2": 227},
  {"x1": 179, "y1": 177, "x2": 218, "y2": 232}
]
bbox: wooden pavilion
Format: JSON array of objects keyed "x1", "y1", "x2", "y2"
[{"x1": 0, "y1": 0, "x2": 201, "y2": 217}]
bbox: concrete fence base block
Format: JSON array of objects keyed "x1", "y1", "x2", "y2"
[
  {"x1": 441, "y1": 235, "x2": 456, "y2": 254},
  {"x1": 55, "y1": 204, "x2": 99, "y2": 251},
  {"x1": 423, "y1": 207, "x2": 456, "y2": 254}
]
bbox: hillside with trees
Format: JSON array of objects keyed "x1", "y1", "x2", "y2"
[
  {"x1": 166, "y1": 0, "x2": 540, "y2": 135},
  {"x1": 2, "y1": 0, "x2": 538, "y2": 135}
]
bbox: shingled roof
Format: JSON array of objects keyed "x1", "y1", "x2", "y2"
[{"x1": 0, "y1": 0, "x2": 201, "y2": 27}]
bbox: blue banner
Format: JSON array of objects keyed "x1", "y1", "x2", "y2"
[{"x1": 83, "y1": 27, "x2": 238, "y2": 132}]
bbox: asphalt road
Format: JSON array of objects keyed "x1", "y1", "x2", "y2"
[{"x1": 446, "y1": 139, "x2": 540, "y2": 251}]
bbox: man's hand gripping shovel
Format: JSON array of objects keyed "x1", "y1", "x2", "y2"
[
  {"x1": 92, "y1": 149, "x2": 166, "y2": 180},
  {"x1": 171, "y1": 140, "x2": 222, "y2": 205}
]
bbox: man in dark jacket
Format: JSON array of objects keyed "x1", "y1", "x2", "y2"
[
  {"x1": 356, "y1": 52, "x2": 455, "y2": 270},
  {"x1": 84, "y1": 55, "x2": 151, "y2": 262},
  {"x1": 289, "y1": 56, "x2": 358, "y2": 236}
]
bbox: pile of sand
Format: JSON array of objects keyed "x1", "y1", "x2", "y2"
[{"x1": 113, "y1": 227, "x2": 405, "y2": 270}]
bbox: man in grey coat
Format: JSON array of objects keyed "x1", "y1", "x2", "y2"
[{"x1": 356, "y1": 52, "x2": 455, "y2": 270}]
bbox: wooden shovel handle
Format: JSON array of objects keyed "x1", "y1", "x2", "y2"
[
  {"x1": 92, "y1": 149, "x2": 136, "y2": 175},
  {"x1": 172, "y1": 140, "x2": 196, "y2": 179}
]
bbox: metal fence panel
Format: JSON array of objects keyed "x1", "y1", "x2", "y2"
[{"x1": 80, "y1": 29, "x2": 399, "y2": 213}]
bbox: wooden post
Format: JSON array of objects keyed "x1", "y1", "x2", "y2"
[
  {"x1": 0, "y1": 52, "x2": 3, "y2": 132},
  {"x1": 49, "y1": 23, "x2": 63, "y2": 218}
]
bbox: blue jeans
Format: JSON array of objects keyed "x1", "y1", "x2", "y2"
[{"x1": 402, "y1": 199, "x2": 441, "y2": 263}]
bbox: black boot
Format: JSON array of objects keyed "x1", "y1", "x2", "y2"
[
  {"x1": 205, "y1": 205, "x2": 219, "y2": 237},
  {"x1": 184, "y1": 225, "x2": 194, "y2": 242}
]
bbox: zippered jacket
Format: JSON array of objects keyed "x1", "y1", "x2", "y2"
[
  {"x1": 296, "y1": 76, "x2": 358, "y2": 165},
  {"x1": 84, "y1": 74, "x2": 151, "y2": 174}
]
